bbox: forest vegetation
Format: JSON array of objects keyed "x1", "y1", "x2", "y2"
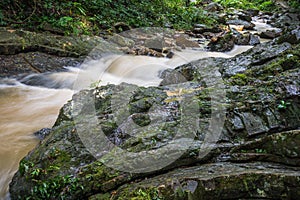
[{"x1": 0, "y1": 0, "x2": 299, "y2": 35}]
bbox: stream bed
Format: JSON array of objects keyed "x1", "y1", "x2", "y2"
[{"x1": 0, "y1": 45, "x2": 253, "y2": 199}]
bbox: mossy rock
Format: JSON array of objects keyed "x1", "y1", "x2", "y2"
[{"x1": 9, "y1": 36, "x2": 300, "y2": 199}]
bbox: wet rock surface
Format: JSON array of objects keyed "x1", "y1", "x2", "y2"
[
  {"x1": 270, "y1": 12, "x2": 300, "y2": 29},
  {"x1": 112, "y1": 162, "x2": 300, "y2": 200},
  {"x1": 207, "y1": 31, "x2": 236, "y2": 52},
  {"x1": 226, "y1": 19, "x2": 255, "y2": 30},
  {"x1": 0, "y1": 52, "x2": 82, "y2": 78},
  {"x1": 0, "y1": 28, "x2": 104, "y2": 56},
  {"x1": 0, "y1": 28, "x2": 104, "y2": 78},
  {"x1": 260, "y1": 29, "x2": 283, "y2": 39},
  {"x1": 9, "y1": 31, "x2": 300, "y2": 199}
]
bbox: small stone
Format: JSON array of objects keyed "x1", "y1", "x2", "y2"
[
  {"x1": 34, "y1": 128, "x2": 51, "y2": 140},
  {"x1": 260, "y1": 29, "x2": 282, "y2": 39},
  {"x1": 237, "y1": 12, "x2": 252, "y2": 22},
  {"x1": 227, "y1": 19, "x2": 255, "y2": 30},
  {"x1": 113, "y1": 22, "x2": 131, "y2": 33},
  {"x1": 204, "y1": 2, "x2": 224, "y2": 12},
  {"x1": 249, "y1": 34, "x2": 260, "y2": 45},
  {"x1": 245, "y1": 9, "x2": 259, "y2": 17},
  {"x1": 240, "y1": 112, "x2": 269, "y2": 136}
]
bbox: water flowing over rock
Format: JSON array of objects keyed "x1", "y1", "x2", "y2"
[{"x1": 9, "y1": 36, "x2": 300, "y2": 199}]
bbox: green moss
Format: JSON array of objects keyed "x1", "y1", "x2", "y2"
[
  {"x1": 255, "y1": 52, "x2": 299, "y2": 78},
  {"x1": 78, "y1": 160, "x2": 124, "y2": 193},
  {"x1": 289, "y1": 0, "x2": 300, "y2": 10},
  {"x1": 100, "y1": 120, "x2": 118, "y2": 135},
  {"x1": 214, "y1": 0, "x2": 278, "y2": 11},
  {"x1": 116, "y1": 187, "x2": 162, "y2": 200},
  {"x1": 232, "y1": 130, "x2": 300, "y2": 165},
  {"x1": 280, "y1": 54, "x2": 300, "y2": 70},
  {"x1": 48, "y1": 147, "x2": 71, "y2": 163},
  {"x1": 89, "y1": 193, "x2": 111, "y2": 200},
  {"x1": 229, "y1": 73, "x2": 249, "y2": 86},
  {"x1": 229, "y1": 44, "x2": 300, "y2": 84}
]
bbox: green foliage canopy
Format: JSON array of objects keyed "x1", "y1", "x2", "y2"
[
  {"x1": 0, "y1": 0, "x2": 298, "y2": 35},
  {"x1": 0, "y1": 0, "x2": 213, "y2": 34}
]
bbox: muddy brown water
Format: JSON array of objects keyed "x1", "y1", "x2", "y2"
[{"x1": 0, "y1": 85, "x2": 73, "y2": 199}]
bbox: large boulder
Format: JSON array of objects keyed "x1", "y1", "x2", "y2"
[
  {"x1": 0, "y1": 52, "x2": 82, "y2": 78},
  {"x1": 9, "y1": 39, "x2": 300, "y2": 199},
  {"x1": 0, "y1": 29, "x2": 105, "y2": 57},
  {"x1": 0, "y1": 28, "x2": 112, "y2": 78}
]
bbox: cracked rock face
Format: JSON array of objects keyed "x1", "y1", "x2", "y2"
[{"x1": 9, "y1": 38, "x2": 300, "y2": 199}]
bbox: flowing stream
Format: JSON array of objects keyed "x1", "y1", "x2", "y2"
[
  {"x1": 0, "y1": 84, "x2": 73, "y2": 200},
  {"x1": 0, "y1": 45, "x2": 253, "y2": 199}
]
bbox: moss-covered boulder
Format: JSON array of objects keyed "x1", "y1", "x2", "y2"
[
  {"x1": 0, "y1": 28, "x2": 104, "y2": 56},
  {"x1": 9, "y1": 38, "x2": 300, "y2": 199},
  {"x1": 0, "y1": 28, "x2": 113, "y2": 78}
]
